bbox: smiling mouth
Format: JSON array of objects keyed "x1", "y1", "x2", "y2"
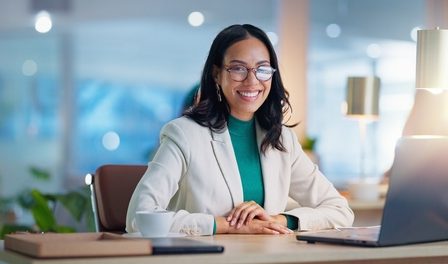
[{"x1": 237, "y1": 90, "x2": 261, "y2": 98}]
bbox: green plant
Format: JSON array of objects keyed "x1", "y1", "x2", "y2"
[
  {"x1": 302, "y1": 136, "x2": 317, "y2": 151},
  {"x1": 0, "y1": 167, "x2": 94, "y2": 238}
]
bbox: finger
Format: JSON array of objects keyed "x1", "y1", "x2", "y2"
[
  {"x1": 227, "y1": 204, "x2": 246, "y2": 223},
  {"x1": 256, "y1": 221, "x2": 289, "y2": 235},
  {"x1": 237, "y1": 204, "x2": 259, "y2": 228},
  {"x1": 233, "y1": 219, "x2": 293, "y2": 235},
  {"x1": 230, "y1": 205, "x2": 246, "y2": 226},
  {"x1": 240, "y1": 220, "x2": 274, "y2": 234},
  {"x1": 241, "y1": 202, "x2": 265, "y2": 225},
  {"x1": 245, "y1": 207, "x2": 265, "y2": 225},
  {"x1": 259, "y1": 222, "x2": 284, "y2": 234},
  {"x1": 226, "y1": 208, "x2": 236, "y2": 222},
  {"x1": 249, "y1": 207, "x2": 271, "y2": 223},
  {"x1": 262, "y1": 226, "x2": 280, "y2": 235},
  {"x1": 230, "y1": 202, "x2": 255, "y2": 226},
  {"x1": 267, "y1": 221, "x2": 294, "y2": 234}
]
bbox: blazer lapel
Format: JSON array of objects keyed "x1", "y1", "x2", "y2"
[
  {"x1": 210, "y1": 128, "x2": 243, "y2": 207},
  {"x1": 256, "y1": 122, "x2": 281, "y2": 213}
]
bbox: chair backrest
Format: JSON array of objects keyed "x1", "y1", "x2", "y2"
[{"x1": 86, "y1": 164, "x2": 147, "y2": 233}]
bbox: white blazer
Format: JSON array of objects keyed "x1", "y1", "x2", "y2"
[{"x1": 126, "y1": 117, "x2": 353, "y2": 235}]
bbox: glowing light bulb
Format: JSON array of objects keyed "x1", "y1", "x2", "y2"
[
  {"x1": 326, "y1": 24, "x2": 341, "y2": 38},
  {"x1": 35, "y1": 11, "x2": 52, "y2": 33},
  {"x1": 102, "y1": 131, "x2": 120, "y2": 151},
  {"x1": 188, "y1": 11, "x2": 204, "y2": 27},
  {"x1": 22, "y1": 60, "x2": 38, "y2": 76}
]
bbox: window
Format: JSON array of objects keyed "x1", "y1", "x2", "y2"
[{"x1": 308, "y1": 0, "x2": 424, "y2": 186}]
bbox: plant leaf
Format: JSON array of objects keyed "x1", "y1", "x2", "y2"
[
  {"x1": 302, "y1": 136, "x2": 317, "y2": 150},
  {"x1": 0, "y1": 224, "x2": 34, "y2": 239},
  {"x1": 17, "y1": 189, "x2": 34, "y2": 209},
  {"x1": 29, "y1": 189, "x2": 56, "y2": 232},
  {"x1": 29, "y1": 167, "x2": 51, "y2": 181},
  {"x1": 52, "y1": 225, "x2": 76, "y2": 233},
  {"x1": 55, "y1": 191, "x2": 88, "y2": 222}
]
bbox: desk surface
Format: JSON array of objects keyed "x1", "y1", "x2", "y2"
[
  {"x1": 348, "y1": 198, "x2": 385, "y2": 210},
  {"x1": 1, "y1": 234, "x2": 448, "y2": 264}
]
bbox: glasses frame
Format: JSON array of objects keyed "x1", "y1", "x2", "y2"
[{"x1": 224, "y1": 65, "x2": 277, "y2": 82}]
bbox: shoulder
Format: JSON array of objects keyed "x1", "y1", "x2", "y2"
[
  {"x1": 161, "y1": 116, "x2": 211, "y2": 139},
  {"x1": 280, "y1": 125, "x2": 299, "y2": 145},
  {"x1": 277, "y1": 125, "x2": 304, "y2": 156},
  {"x1": 164, "y1": 116, "x2": 199, "y2": 129}
]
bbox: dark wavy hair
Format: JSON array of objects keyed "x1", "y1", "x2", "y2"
[{"x1": 184, "y1": 24, "x2": 295, "y2": 154}]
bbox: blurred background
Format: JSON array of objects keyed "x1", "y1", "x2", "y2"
[{"x1": 0, "y1": 0, "x2": 446, "y2": 230}]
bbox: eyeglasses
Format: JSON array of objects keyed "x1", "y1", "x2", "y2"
[{"x1": 224, "y1": 65, "x2": 276, "y2": 82}]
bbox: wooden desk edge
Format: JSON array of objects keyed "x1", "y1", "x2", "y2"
[{"x1": 1, "y1": 235, "x2": 448, "y2": 264}]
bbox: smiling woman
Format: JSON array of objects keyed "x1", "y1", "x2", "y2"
[
  {"x1": 126, "y1": 24, "x2": 353, "y2": 237},
  {"x1": 216, "y1": 37, "x2": 273, "y2": 121}
]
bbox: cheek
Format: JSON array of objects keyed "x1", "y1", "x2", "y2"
[
  {"x1": 218, "y1": 73, "x2": 232, "y2": 89},
  {"x1": 263, "y1": 83, "x2": 272, "y2": 96},
  {"x1": 222, "y1": 84, "x2": 237, "y2": 99},
  {"x1": 220, "y1": 78, "x2": 238, "y2": 95}
]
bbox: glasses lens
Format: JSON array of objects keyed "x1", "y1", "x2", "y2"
[
  {"x1": 255, "y1": 66, "x2": 274, "y2": 81},
  {"x1": 228, "y1": 66, "x2": 248, "y2": 81}
]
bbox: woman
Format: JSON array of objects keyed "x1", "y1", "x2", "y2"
[{"x1": 126, "y1": 24, "x2": 353, "y2": 236}]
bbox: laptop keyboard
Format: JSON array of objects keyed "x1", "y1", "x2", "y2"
[{"x1": 335, "y1": 226, "x2": 380, "y2": 240}]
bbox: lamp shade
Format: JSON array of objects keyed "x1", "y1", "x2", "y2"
[
  {"x1": 345, "y1": 76, "x2": 380, "y2": 120},
  {"x1": 416, "y1": 28, "x2": 448, "y2": 89}
]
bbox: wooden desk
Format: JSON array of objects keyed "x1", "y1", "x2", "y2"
[
  {"x1": 1, "y1": 234, "x2": 448, "y2": 264},
  {"x1": 349, "y1": 198, "x2": 385, "y2": 227}
]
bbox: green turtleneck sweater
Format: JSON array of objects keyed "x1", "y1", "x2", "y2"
[
  {"x1": 212, "y1": 115, "x2": 298, "y2": 234},
  {"x1": 228, "y1": 115, "x2": 265, "y2": 206}
]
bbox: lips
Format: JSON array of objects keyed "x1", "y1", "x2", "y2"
[{"x1": 237, "y1": 90, "x2": 261, "y2": 98}]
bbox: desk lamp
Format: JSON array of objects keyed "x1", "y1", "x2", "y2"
[
  {"x1": 416, "y1": 28, "x2": 448, "y2": 92},
  {"x1": 345, "y1": 76, "x2": 381, "y2": 179},
  {"x1": 404, "y1": 28, "x2": 448, "y2": 138}
]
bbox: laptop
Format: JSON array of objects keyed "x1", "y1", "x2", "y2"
[
  {"x1": 297, "y1": 137, "x2": 448, "y2": 247},
  {"x1": 149, "y1": 237, "x2": 224, "y2": 255}
]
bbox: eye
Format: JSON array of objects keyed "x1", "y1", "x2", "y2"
[
  {"x1": 229, "y1": 65, "x2": 247, "y2": 73},
  {"x1": 257, "y1": 65, "x2": 273, "y2": 74}
]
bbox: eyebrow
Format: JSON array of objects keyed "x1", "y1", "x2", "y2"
[{"x1": 228, "y1": 59, "x2": 271, "y2": 65}]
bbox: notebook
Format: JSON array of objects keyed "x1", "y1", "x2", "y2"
[{"x1": 297, "y1": 137, "x2": 448, "y2": 247}]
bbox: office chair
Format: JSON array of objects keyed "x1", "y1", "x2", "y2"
[{"x1": 85, "y1": 164, "x2": 147, "y2": 233}]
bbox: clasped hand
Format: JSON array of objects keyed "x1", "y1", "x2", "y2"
[{"x1": 224, "y1": 201, "x2": 293, "y2": 234}]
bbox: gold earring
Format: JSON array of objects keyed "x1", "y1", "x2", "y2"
[{"x1": 216, "y1": 83, "x2": 222, "y2": 102}]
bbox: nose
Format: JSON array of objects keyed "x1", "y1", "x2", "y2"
[{"x1": 244, "y1": 68, "x2": 259, "y2": 84}]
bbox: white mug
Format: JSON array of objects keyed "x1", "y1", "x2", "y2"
[
  {"x1": 348, "y1": 178, "x2": 380, "y2": 202},
  {"x1": 135, "y1": 210, "x2": 174, "y2": 237}
]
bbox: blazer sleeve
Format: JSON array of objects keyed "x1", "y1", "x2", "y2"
[
  {"x1": 126, "y1": 120, "x2": 214, "y2": 236},
  {"x1": 283, "y1": 128, "x2": 354, "y2": 230}
]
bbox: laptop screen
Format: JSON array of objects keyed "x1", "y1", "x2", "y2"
[
  {"x1": 378, "y1": 137, "x2": 448, "y2": 246},
  {"x1": 296, "y1": 136, "x2": 448, "y2": 247}
]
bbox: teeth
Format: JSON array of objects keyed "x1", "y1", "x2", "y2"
[{"x1": 239, "y1": 91, "x2": 259, "y2": 97}]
